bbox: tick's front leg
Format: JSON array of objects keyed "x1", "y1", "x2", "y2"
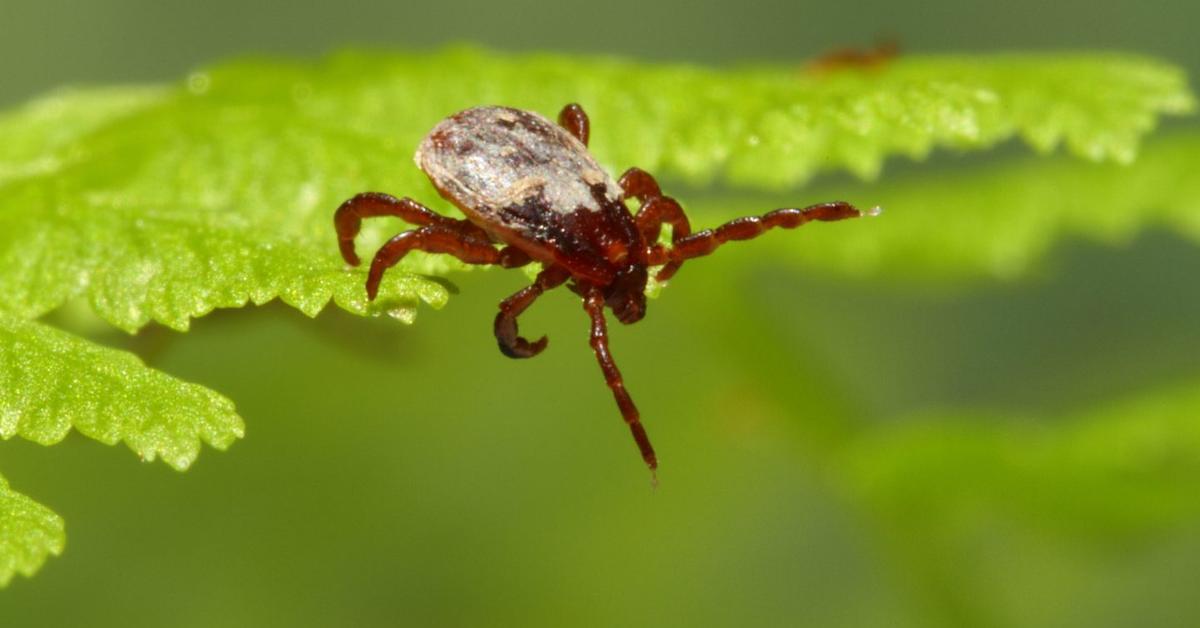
[
  {"x1": 582, "y1": 286, "x2": 658, "y2": 474},
  {"x1": 668, "y1": 202, "x2": 872, "y2": 265},
  {"x1": 620, "y1": 167, "x2": 692, "y2": 281},
  {"x1": 494, "y1": 265, "x2": 570, "y2": 358},
  {"x1": 557, "y1": 103, "x2": 590, "y2": 146}
]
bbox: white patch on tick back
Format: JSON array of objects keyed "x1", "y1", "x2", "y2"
[
  {"x1": 415, "y1": 106, "x2": 621, "y2": 228},
  {"x1": 581, "y1": 168, "x2": 607, "y2": 186}
]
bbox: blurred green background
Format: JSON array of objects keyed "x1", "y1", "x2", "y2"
[{"x1": 2, "y1": 1, "x2": 1198, "y2": 627}]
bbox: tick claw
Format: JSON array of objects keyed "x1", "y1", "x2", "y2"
[{"x1": 497, "y1": 335, "x2": 548, "y2": 359}]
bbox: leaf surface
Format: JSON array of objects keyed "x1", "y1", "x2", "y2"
[
  {"x1": 0, "y1": 315, "x2": 244, "y2": 470},
  {"x1": 0, "y1": 474, "x2": 64, "y2": 588},
  {"x1": 688, "y1": 128, "x2": 1200, "y2": 281},
  {"x1": 842, "y1": 378, "x2": 1200, "y2": 538}
]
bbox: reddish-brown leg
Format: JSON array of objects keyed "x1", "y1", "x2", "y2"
[
  {"x1": 558, "y1": 103, "x2": 590, "y2": 146},
  {"x1": 334, "y1": 192, "x2": 491, "y2": 266},
  {"x1": 582, "y1": 286, "x2": 658, "y2": 474},
  {"x1": 494, "y1": 265, "x2": 571, "y2": 358},
  {"x1": 495, "y1": 245, "x2": 534, "y2": 269},
  {"x1": 636, "y1": 197, "x2": 693, "y2": 278},
  {"x1": 618, "y1": 167, "x2": 662, "y2": 203},
  {"x1": 667, "y1": 202, "x2": 868, "y2": 268},
  {"x1": 620, "y1": 167, "x2": 693, "y2": 281},
  {"x1": 366, "y1": 226, "x2": 507, "y2": 300}
]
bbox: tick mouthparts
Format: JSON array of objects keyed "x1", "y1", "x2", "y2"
[{"x1": 863, "y1": 205, "x2": 884, "y2": 217}]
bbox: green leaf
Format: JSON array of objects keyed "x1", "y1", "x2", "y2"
[
  {"x1": 173, "y1": 48, "x2": 1195, "y2": 187},
  {"x1": 0, "y1": 314, "x2": 244, "y2": 470},
  {"x1": 841, "y1": 378, "x2": 1200, "y2": 538},
  {"x1": 830, "y1": 382, "x2": 1200, "y2": 624},
  {"x1": 0, "y1": 49, "x2": 1191, "y2": 332},
  {"x1": 0, "y1": 86, "x2": 168, "y2": 188},
  {"x1": 690, "y1": 127, "x2": 1200, "y2": 281},
  {"x1": 0, "y1": 473, "x2": 64, "y2": 588}
]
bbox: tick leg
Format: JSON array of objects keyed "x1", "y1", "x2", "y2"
[
  {"x1": 334, "y1": 192, "x2": 490, "y2": 266},
  {"x1": 620, "y1": 167, "x2": 693, "y2": 281},
  {"x1": 635, "y1": 196, "x2": 693, "y2": 281},
  {"x1": 667, "y1": 201, "x2": 869, "y2": 273},
  {"x1": 366, "y1": 226, "x2": 502, "y2": 300},
  {"x1": 496, "y1": 245, "x2": 534, "y2": 269},
  {"x1": 582, "y1": 286, "x2": 658, "y2": 473},
  {"x1": 557, "y1": 103, "x2": 590, "y2": 146},
  {"x1": 494, "y1": 265, "x2": 570, "y2": 358},
  {"x1": 618, "y1": 167, "x2": 662, "y2": 203}
]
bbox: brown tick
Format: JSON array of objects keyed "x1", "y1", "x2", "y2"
[{"x1": 335, "y1": 103, "x2": 872, "y2": 477}]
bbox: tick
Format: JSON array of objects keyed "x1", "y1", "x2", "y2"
[
  {"x1": 334, "y1": 103, "x2": 873, "y2": 477},
  {"x1": 806, "y1": 38, "x2": 900, "y2": 74}
]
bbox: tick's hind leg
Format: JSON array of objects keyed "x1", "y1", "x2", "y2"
[
  {"x1": 666, "y1": 202, "x2": 872, "y2": 265},
  {"x1": 495, "y1": 265, "x2": 570, "y2": 358},
  {"x1": 365, "y1": 226, "x2": 504, "y2": 300},
  {"x1": 582, "y1": 286, "x2": 658, "y2": 474},
  {"x1": 334, "y1": 192, "x2": 491, "y2": 265}
]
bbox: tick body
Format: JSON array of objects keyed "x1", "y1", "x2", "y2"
[
  {"x1": 335, "y1": 103, "x2": 871, "y2": 475},
  {"x1": 806, "y1": 39, "x2": 900, "y2": 73}
]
